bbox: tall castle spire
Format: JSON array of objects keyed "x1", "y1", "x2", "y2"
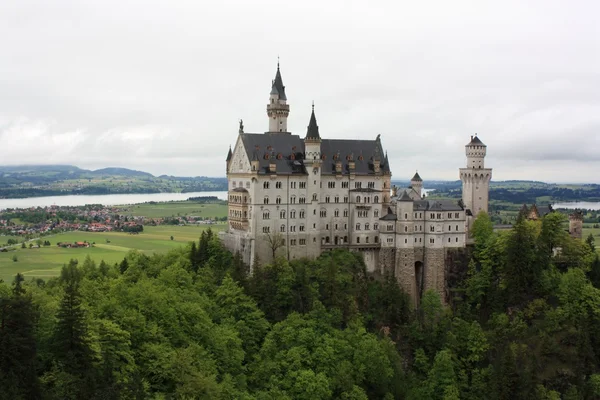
[
  {"x1": 267, "y1": 60, "x2": 290, "y2": 133},
  {"x1": 305, "y1": 102, "x2": 320, "y2": 141}
]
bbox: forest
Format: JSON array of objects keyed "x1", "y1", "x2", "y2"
[{"x1": 2, "y1": 213, "x2": 600, "y2": 399}]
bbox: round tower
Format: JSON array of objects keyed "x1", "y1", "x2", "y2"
[
  {"x1": 569, "y1": 210, "x2": 583, "y2": 239},
  {"x1": 459, "y1": 134, "x2": 492, "y2": 231},
  {"x1": 266, "y1": 61, "x2": 290, "y2": 133}
]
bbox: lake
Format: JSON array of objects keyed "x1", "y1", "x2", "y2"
[
  {"x1": 0, "y1": 187, "x2": 436, "y2": 210},
  {"x1": 553, "y1": 201, "x2": 600, "y2": 211},
  {"x1": 0, "y1": 191, "x2": 229, "y2": 210}
]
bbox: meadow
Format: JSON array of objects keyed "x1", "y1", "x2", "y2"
[
  {"x1": 120, "y1": 201, "x2": 228, "y2": 219},
  {"x1": 0, "y1": 224, "x2": 225, "y2": 282}
]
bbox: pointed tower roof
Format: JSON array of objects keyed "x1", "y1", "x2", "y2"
[
  {"x1": 468, "y1": 134, "x2": 485, "y2": 146},
  {"x1": 411, "y1": 171, "x2": 422, "y2": 182},
  {"x1": 226, "y1": 146, "x2": 232, "y2": 162},
  {"x1": 270, "y1": 61, "x2": 287, "y2": 100},
  {"x1": 305, "y1": 103, "x2": 321, "y2": 141}
]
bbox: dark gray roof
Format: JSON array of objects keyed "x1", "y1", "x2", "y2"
[
  {"x1": 411, "y1": 199, "x2": 464, "y2": 211},
  {"x1": 305, "y1": 105, "x2": 320, "y2": 140},
  {"x1": 411, "y1": 172, "x2": 422, "y2": 182},
  {"x1": 537, "y1": 204, "x2": 553, "y2": 216},
  {"x1": 226, "y1": 147, "x2": 232, "y2": 162},
  {"x1": 468, "y1": 135, "x2": 485, "y2": 146},
  {"x1": 380, "y1": 207, "x2": 397, "y2": 221},
  {"x1": 271, "y1": 64, "x2": 287, "y2": 101},
  {"x1": 239, "y1": 132, "x2": 391, "y2": 176},
  {"x1": 399, "y1": 191, "x2": 413, "y2": 202}
]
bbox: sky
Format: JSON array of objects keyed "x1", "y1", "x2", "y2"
[{"x1": 0, "y1": 0, "x2": 599, "y2": 182}]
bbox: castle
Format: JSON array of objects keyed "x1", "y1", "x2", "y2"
[{"x1": 220, "y1": 63, "x2": 491, "y2": 304}]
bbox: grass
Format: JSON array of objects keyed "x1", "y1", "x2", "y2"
[
  {"x1": 119, "y1": 202, "x2": 228, "y2": 219},
  {"x1": 0, "y1": 224, "x2": 225, "y2": 282}
]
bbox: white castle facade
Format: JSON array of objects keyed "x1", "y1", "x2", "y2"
[{"x1": 220, "y1": 64, "x2": 491, "y2": 304}]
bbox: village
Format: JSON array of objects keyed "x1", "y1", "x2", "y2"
[{"x1": 0, "y1": 202, "x2": 221, "y2": 247}]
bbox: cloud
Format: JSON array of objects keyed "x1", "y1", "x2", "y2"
[{"x1": 0, "y1": 0, "x2": 599, "y2": 182}]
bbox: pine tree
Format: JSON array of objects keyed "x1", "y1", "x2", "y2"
[
  {"x1": 49, "y1": 261, "x2": 96, "y2": 397},
  {"x1": 589, "y1": 254, "x2": 600, "y2": 289},
  {"x1": 197, "y1": 231, "x2": 209, "y2": 267},
  {"x1": 0, "y1": 273, "x2": 41, "y2": 399},
  {"x1": 189, "y1": 241, "x2": 198, "y2": 273},
  {"x1": 119, "y1": 257, "x2": 129, "y2": 274}
]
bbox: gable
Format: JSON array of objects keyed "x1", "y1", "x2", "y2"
[{"x1": 228, "y1": 135, "x2": 252, "y2": 174}]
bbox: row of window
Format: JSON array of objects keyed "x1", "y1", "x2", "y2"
[
  {"x1": 265, "y1": 195, "x2": 381, "y2": 205},
  {"x1": 401, "y1": 212, "x2": 462, "y2": 220},
  {"x1": 263, "y1": 181, "x2": 379, "y2": 190},
  {"x1": 386, "y1": 237, "x2": 461, "y2": 244},
  {"x1": 233, "y1": 180, "x2": 390, "y2": 191},
  {"x1": 387, "y1": 224, "x2": 462, "y2": 233},
  {"x1": 263, "y1": 209, "x2": 381, "y2": 220},
  {"x1": 229, "y1": 210, "x2": 247, "y2": 219}
]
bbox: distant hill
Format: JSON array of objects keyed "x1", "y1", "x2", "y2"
[
  {"x1": 89, "y1": 167, "x2": 154, "y2": 178},
  {"x1": 0, "y1": 165, "x2": 228, "y2": 198}
]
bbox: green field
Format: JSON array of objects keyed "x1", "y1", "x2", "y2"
[
  {"x1": 119, "y1": 201, "x2": 227, "y2": 219},
  {"x1": 0, "y1": 224, "x2": 225, "y2": 282}
]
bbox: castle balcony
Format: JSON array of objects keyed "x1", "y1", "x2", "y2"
[{"x1": 229, "y1": 221, "x2": 249, "y2": 231}]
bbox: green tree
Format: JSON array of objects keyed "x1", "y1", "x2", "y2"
[
  {"x1": 586, "y1": 233, "x2": 596, "y2": 252},
  {"x1": 45, "y1": 260, "x2": 97, "y2": 398},
  {"x1": 0, "y1": 273, "x2": 41, "y2": 399}
]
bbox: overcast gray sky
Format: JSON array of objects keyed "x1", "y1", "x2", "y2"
[{"x1": 1, "y1": 0, "x2": 599, "y2": 182}]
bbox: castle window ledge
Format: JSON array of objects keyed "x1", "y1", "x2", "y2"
[{"x1": 355, "y1": 205, "x2": 372, "y2": 210}]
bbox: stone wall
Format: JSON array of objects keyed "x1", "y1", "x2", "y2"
[
  {"x1": 396, "y1": 248, "x2": 416, "y2": 305},
  {"x1": 424, "y1": 248, "x2": 446, "y2": 303},
  {"x1": 219, "y1": 231, "x2": 253, "y2": 268},
  {"x1": 378, "y1": 248, "x2": 395, "y2": 276},
  {"x1": 361, "y1": 249, "x2": 379, "y2": 273}
]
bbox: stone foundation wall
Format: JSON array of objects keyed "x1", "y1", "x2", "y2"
[
  {"x1": 424, "y1": 248, "x2": 446, "y2": 303},
  {"x1": 396, "y1": 248, "x2": 416, "y2": 305},
  {"x1": 378, "y1": 248, "x2": 396, "y2": 276},
  {"x1": 361, "y1": 249, "x2": 379, "y2": 273},
  {"x1": 219, "y1": 231, "x2": 253, "y2": 268}
]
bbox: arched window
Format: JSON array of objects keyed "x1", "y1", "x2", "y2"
[
  {"x1": 276, "y1": 196, "x2": 282, "y2": 204},
  {"x1": 263, "y1": 197, "x2": 269, "y2": 204},
  {"x1": 374, "y1": 223, "x2": 379, "y2": 230},
  {"x1": 374, "y1": 195, "x2": 379, "y2": 203},
  {"x1": 365, "y1": 223, "x2": 370, "y2": 230},
  {"x1": 280, "y1": 224, "x2": 286, "y2": 232},
  {"x1": 374, "y1": 210, "x2": 379, "y2": 218},
  {"x1": 356, "y1": 196, "x2": 361, "y2": 203}
]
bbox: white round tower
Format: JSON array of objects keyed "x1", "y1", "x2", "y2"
[{"x1": 459, "y1": 134, "x2": 492, "y2": 225}]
